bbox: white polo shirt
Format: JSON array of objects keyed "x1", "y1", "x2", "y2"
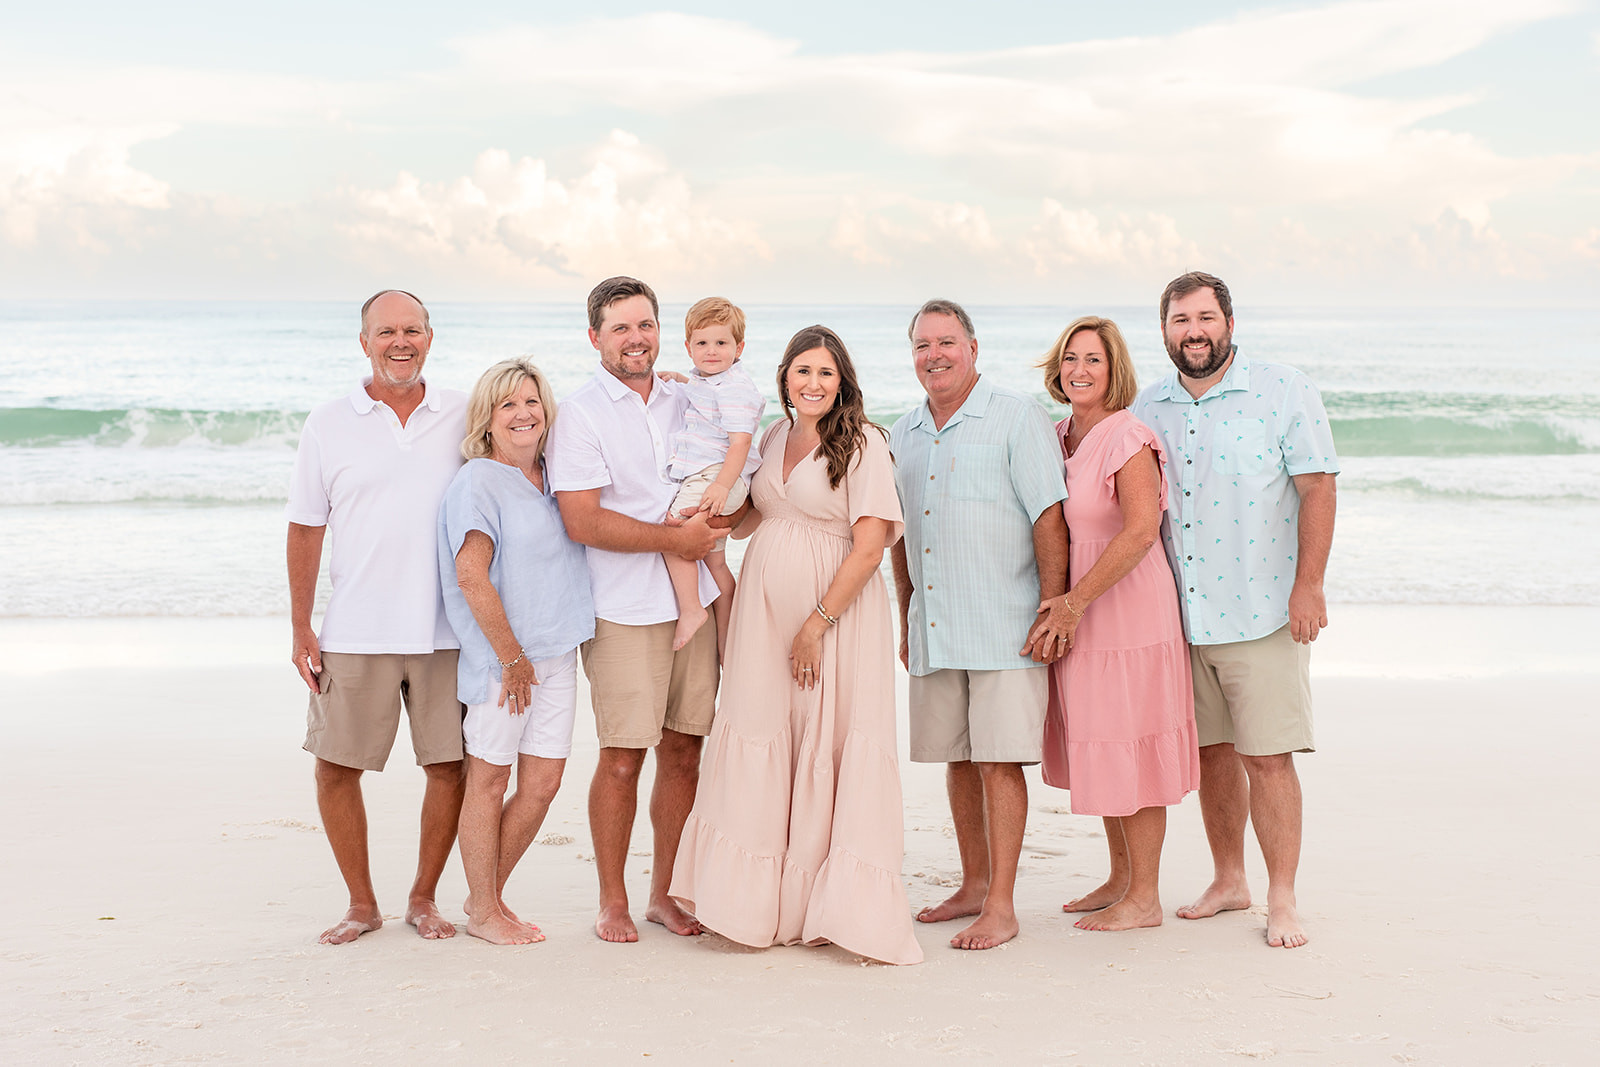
[
  {"x1": 286, "y1": 377, "x2": 467, "y2": 654},
  {"x1": 546, "y1": 368, "x2": 717, "y2": 626}
]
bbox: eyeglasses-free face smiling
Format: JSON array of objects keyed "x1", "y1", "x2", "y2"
[
  {"x1": 1058, "y1": 328, "x2": 1111, "y2": 412},
  {"x1": 785, "y1": 347, "x2": 840, "y2": 419}
]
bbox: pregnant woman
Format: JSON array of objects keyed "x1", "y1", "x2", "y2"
[{"x1": 671, "y1": 325, "x2": 921, "y2": 965}]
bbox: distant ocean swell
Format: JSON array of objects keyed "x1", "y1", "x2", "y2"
[{"x1": 4, "y1": 398, "x2": 1598, "y2": 457}]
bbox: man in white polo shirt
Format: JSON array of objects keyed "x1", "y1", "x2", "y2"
[
  {"x1": 547, "y1": 276, "x2": 721, "y2": 944},
  {"x1": 286, "y1": 289, "x2": 468, "y2": 945},
  {"x1": 1132, "y1": 271, "x2": 1339, "y2": 950}
]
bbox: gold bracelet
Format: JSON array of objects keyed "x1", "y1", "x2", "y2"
[
  {"x1": 815, "y1": 602, "x2": 839, "y2": 626},
  {"x1": 1061, "y1": 594, "x2": 1085, "y2": 620}
]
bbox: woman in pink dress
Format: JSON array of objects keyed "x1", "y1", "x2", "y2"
[
  {"x1": 1035, "y1": 316, "x2": 1200, "y2": 931},
  {"x1": 670, "y1": 325, "x2": 921, "y2": 965}
]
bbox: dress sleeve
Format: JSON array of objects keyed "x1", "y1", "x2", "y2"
[
  {"x1": 1102, "y1": 414, "x2": 1169, "y2": 512},
  {"x1": 846, "y1": 430, "x2": 905, "y2": 547}
]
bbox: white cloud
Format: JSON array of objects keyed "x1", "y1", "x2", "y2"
[{"x1": 339, "y1": 133, "x2": 771, "y2": 285}]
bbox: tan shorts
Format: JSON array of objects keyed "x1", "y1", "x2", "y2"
[
  {"x1": 1190, "y1": 625, "x2": 1314, "y2": 756},
  {"x1": 580, "y1": 618, "x2": 718, "y2": 748},
  {"x1": 672, "y1": 463, "x2": 749, "y2": 547},
  {"x1": 909, "y1": 666, "x2": 1048, "y2": 764},
  {"x1": 304, "y1": 650, "x2": 465, "y2": 771}
]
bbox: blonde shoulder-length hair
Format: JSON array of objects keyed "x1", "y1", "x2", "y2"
[
  {"x1": 1038, "y1": 316, "x2": 1138, "y2": 412},
  {"x1": 462, "y1": 357, "x2": 559, "y2": 462}
]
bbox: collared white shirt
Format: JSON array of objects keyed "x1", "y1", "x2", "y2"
[
  {"x1": 286, "y1": 377, "x2": 466, "y2": 654},
  {"x1": 1132, "y1": 352, "x2": 1340, "y2": 646},
  {"x1": 546, "y1": 368, "x2": 717, "y2": 626},
  {"x1": 890, "y1": 377, "x2": 1068, "y2": 675}
]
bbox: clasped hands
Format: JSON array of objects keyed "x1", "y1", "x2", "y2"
[{"x1": 1020, "y1": 593, "x2": 1082, "y2": 664}]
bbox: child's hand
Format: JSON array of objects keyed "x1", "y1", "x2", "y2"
[
  {"x1": 656, "y1": 370, "x2": 689, "y2": 384},
  {"x1": 699, "y1": 482, "x2": 730, "y2": 516}
]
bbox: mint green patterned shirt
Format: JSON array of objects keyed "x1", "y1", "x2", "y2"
[{"x1": 1132, "y1": 353, "x2": 1339, "y2": 646}]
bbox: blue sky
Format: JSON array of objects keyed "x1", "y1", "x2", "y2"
[{"x1": 2, "y1": 0, "x2": 1596, "y2": 304}]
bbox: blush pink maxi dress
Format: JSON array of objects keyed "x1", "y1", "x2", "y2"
[
  {"x1": 1042, "y1": 409, "x2": 1200, "y2": 815},
  {"x1": 670, "y1": 422, "x2": 922, "y2": 965}
]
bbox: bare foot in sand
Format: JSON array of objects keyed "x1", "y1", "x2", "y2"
[
  {"x1": 1266, "y1": 896, "x2": 1308, "y2": 949},
  {"x1": 950, "y1": 909, "x2": 1019, "y2": 950},
  {"x1": 1176, "y1": 878, "x2": 1251, "y2": 920},
  {"x1": 646, "y1": 898, "x2": 704, "y2": 937},
  {"x1": 595, "y1": 903, "x2": 639, "y2": 943},
  {"x1": 672, "y1": 606, "x2": 708, "y2": 652},
  {"x1": 917, "y1": 886, "x2": 987, "y2": 924},
  {"x1": 467, "y1": 909, "x2": 544, "y2": 946},
  {"x1": 466, "y1": 894, "x2": 540, "y2": 936},
  {"x1": 318, "y1": 904, "x2": 383, "y2": 945},
  {"x1": 1062, "y1": 879, "x2": 1127, "y2": 913},
  {"x1": 405, "y1": 899, "x2": 457, "y2": 939},
  {"x1": 1074, "y1": 897, "x2": 1163, "y2": 932}
]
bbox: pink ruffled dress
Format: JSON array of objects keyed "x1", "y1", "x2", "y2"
[
  {"x1": 1042, "y1": 409, "x2": 1200, "y2": 815},
  {"x1": 670, "y1": 422, "x2": 922, "y2": 965}
]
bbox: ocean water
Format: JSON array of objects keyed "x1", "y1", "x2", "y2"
[{"x1": 2, "y1": 300, "x2": 1596, "y2": 616}]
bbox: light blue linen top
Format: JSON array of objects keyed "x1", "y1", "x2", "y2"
[
  {"x1": 438, "y1": 458, "x2": 595, "y2": 704},
  {"x1": 890, "y1": 377, "x2": 1068, "y2": 675},
  {"x1": 1131, "y1": 352, "x2": 1340, "y2": 646}
]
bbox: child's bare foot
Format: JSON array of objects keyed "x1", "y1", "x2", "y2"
[{"x1": 672, "y1": 605, "x2": 709, "y2": 651}]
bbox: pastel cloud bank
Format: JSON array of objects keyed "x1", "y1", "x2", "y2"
[{"x1": 1, "y1": 0, "x2": 1593, "y2": 303}]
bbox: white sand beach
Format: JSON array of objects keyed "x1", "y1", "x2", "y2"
[{"x1": 3, "y1": 606, "x2": 1597, "y2": 1064}]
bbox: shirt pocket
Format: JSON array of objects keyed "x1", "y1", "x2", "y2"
[
  {"x1": 1212, "y1": 419, "x2": 1268, "y2": 476},
  {"x1": 949, "y1": 444, "x2": 1004, "y2": 501}
]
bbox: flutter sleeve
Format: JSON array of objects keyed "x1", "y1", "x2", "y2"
[
  {"x1": 846, "y1": 430, "x2": 905, "y2": 547},
  {"x1": 1103, "y1": 412, "x2": 1169, "y2": 512}
]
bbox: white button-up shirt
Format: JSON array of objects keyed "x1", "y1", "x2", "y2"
[
  {"x1": 1132, "y1": 353, "x2": 1340, "y2": 646},
  {"x1": 286, "y1": 377, "x2": 466, "y2": 654},
  {"x1": 546, "y1": 368, "x2": 717, "y2": 626},
  {"x1": 891, "y1": 378, "x2": 1068, "y2": 675}
]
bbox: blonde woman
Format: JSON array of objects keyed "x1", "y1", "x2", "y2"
[
  {"x1": 1035, "y1": 317, "x2": 1199, "y2": 931},
  {"x1": 438, "y1": 358, "x2": 594, "y2": 944}
]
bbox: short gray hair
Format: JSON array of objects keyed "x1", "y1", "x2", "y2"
[{"x1": 908, "y1": 299, "x2": 975, "y2": 342}]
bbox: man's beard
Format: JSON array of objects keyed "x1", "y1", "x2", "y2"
[{"x1": 1165, "y1": 334, "x2": 1234, "y2": 380}]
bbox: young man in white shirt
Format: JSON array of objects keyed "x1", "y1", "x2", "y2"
[
  {"x1": 547, "y1": 276, "x2": 723, "y2": 944},
  {"x1": 286, "y1": 289, "x2": 468, "y2": 945}
]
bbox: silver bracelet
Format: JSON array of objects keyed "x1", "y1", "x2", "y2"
[
  {"x1": 499, "y1": 650, "x2": 527, "y2": 669},
  {"x1": 814, "y1": 602, "x2": 839, "y2": 626}
]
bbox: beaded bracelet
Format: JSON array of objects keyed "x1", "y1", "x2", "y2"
[
  {"x1": 814, "y1": 602, "x2": 840, "y2": 626},
  {"x1": 500, "y1": 650, "x2": 527, "y2": 669}
]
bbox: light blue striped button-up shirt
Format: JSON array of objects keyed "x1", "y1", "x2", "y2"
[
  {"x1": 891, "y1": 377, "x2": 1068, "y2": 676},
  {"x1": 1132, "y1": 352, "x2": 1340, "y2": 646}
]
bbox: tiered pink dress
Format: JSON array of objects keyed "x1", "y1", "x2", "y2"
[
  {"x1": 670, "y1": 422, "x2": 922, "y2": 965},
  {"x1": 1042, "y1": 409, "x2": 1200, "y2": 815}
]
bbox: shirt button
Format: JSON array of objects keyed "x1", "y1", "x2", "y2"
[
  {"x1": 1189, "y1": 429, "x2": 1195, "y2": 435},
  {"x1": 926, "y1": 584, "x2": 932, "y2": 590},
  {"x1": 1186, "y1": 556, "x2": 1192, "y2": 561},
  {"x1": 1184, "y1": 523, "x2": 1191, "y2": 528},
  {"x1": 930, "y1": 622, "x2": 937, "y2": 628},
  {"x1": 929, "y1": 474, "x2": 936, "y2": 480},
  {"x1": 1186, "y1": 459, "x2": 1193, "y2": 465},
  {"x1": 1184, "y1": 490, "x2": 1190, "y2": 496},
  {"x1": 1188, "y1": 586, "x2": 1195, "y2": 592},
  {"x1": 924, "y1": 509, "x2": 930, "y2": 515},
  {"x1": 924, "y1": 548, "x2": 931, "y2": 554}
]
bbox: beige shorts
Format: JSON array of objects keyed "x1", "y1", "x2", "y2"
[
  {"x1": 304, "y1": 650, "x2": 464, "y2": 771},
  {"x1": 579, "y1": 618, "x2": 718, "y2": 749},
  {"x1": 672, "y1": 463, "x2": 749, "y2": 546},
  {"x1": 909, "y1": 666, "x2": 1048, "y2": 764},
  {"x1": 1190, "y1": 624, "x2": 1314, "y2": 756}
]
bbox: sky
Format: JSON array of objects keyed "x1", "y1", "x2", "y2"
[{"x1": 2, "y1": 0, "x2": 1597, "y2": 306}]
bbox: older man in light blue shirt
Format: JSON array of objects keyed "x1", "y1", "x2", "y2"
[
  {"x1": 1132, "y1": 271, "x2": 1338, "y2": 952},
  {"x1": 890, "y1": 299, "x2": 1069, "y2": 952}
]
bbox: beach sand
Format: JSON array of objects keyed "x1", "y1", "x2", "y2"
[{"x1": 3, "y1": 607, "x2": 1597, "y2": 1064}]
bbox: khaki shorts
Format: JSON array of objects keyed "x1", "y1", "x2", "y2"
[
  {"x1": 580, "y1": 618, "x2": 718, "y2": 749},
  {"x1": 1190, "y1": 625, "x2": 1314, "y2": 756},
  {"x1": 909, "y1": 666, "x2": 1048, "y2": 764},
  {"x1": 304, "y1": 650, "x2": 465, "y2": 771},
  {"x1": 672, "y1": 463, "x2": 749, "y2": 548}
]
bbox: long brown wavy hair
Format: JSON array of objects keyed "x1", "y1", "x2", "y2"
[{"x1": 777, "y1": 325, "x2": 883, "y2": 489}]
